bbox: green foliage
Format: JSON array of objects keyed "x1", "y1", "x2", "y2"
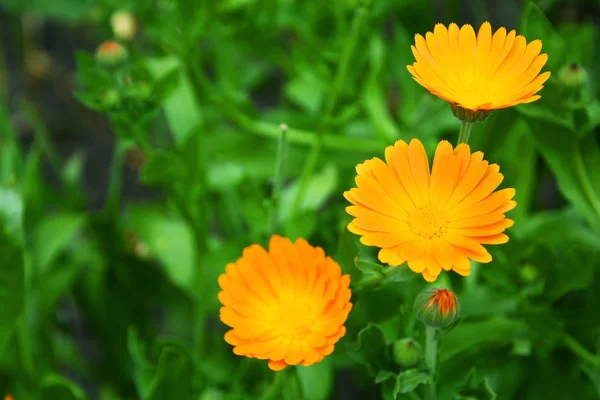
[{"x1": 0, "y1": 0, "x2": 599, "y2": 399}]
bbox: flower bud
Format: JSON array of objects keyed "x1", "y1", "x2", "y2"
[
  {"x1": 95, "y1": 40, "x2": 128, "y2": 68},
  {"x1": 558, "y1": 63, "x2": 588, "y2": 89},
  {"x1": 392, "y1": 337, "x2": 422, "y2": 368},
  {"x1": 110, "y1": 11, "x2": 137, "y2": 41},
  {"x1": 414, "y1": 288, "x2": 460, "y2": 328},
  {"x1": 519, "y1": 263, "x2": 539, "y2": 283}
]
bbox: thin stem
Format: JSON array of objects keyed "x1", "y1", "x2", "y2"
[
  {"x1": 269, "y1": 124, "x2": 288, "y2": 235},
  {"x1": 259, "y1": 370, "x2": 286, "y2": 400},
  {"x1": 564, "y1": 333, "x2": 600, "y2": 368},
  {"x1": 457, "y1": 120, "x2": 473, "y2": 144},
  {"x1": 425, "y1": 326, "x2": 438, "y2": 400}
]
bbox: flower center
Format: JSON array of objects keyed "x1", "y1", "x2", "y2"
[
  {"x1": 273, "y1": 304, "x2": 314, "y2": 339},
  {"x1": 408, "y1": 205, "x2": 448, "y2": 239}
]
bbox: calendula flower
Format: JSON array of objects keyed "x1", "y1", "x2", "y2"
[
  {"x1": 407, "y1": 22, "x2": 550, "y2": 121},
  {"x1": 344, "y1": 138, "x2": 516, "y2": 282},
  {"x1": 414, "y1": 288, "x2": 460, "y2": 328},
  {"x1": 218, "y1": 235, "x2": 352, "y2": 371}
]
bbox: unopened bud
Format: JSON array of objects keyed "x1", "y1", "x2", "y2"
[
  {"x1": 392, "y1": 337, "x2": 422, "y2": 368},
  {"x1": 414, "y1": 288, "x2": 460, "y2": 328},
  {"x1": 95, "y1": 41, "x2": 128, "y2": 68},
  {"x1": 519, "y1": 264, "x2": 539, "y2": 283},
  {"x1": 558, "y1": 63, "x2": 587, "y2": 89},
  {"x1": 110, "y1": 11, "x2": 137, "y2": 41}
]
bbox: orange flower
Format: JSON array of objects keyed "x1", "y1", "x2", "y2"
[
  {"x1": 407, "y1": 22, "x2": 550, "y2": 112},
  {"x1": 218, "y1": 235, "x2": 352, "y2": 371},
  {"x1": 344, "y1": 138, "x2": 516, "y2": 282}
]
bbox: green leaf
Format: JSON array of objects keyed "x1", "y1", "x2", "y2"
[
  {"x1": 128, "y1": 328, "x2": 156, "y2": 399},
  {"x1": 31, "y1": 213, "x2": 84, "y2": 275},
  {"x1": 296, "y1": 358, "x2": 333, "y2": 400},
  {"x1": 441, "y1": 318, "x2": 530, "y2": 362},
  {"x1": 520, "y1": 1, "x2": 566, "y2": 70},
  {"x1": 347, "y1": 324, "x2": 394, "y2": 377},
  {"x1": 393, "y1": 369, "x2": 431, "y2": 396},
  {"x1": 41, "y1": 374, "x2": 87, "y2": 400},
  {"x1": 519, "y1": 115, "x2": 600, "y2": 228},
  {"x1": 0, "y1": 188, "x2": 25, "y2": 352},
  {"x1": 140, "y1": 150, "x2": 188, "y2": 187},
  {"x1": 285, "y1": 69, "x2": 326, "y2": 116},
  {"x1": 337, "y1": 227, "x2": 359, "y2": 276},
  {"x1": 452, "y1": 368, "x2": 497, "y2": 400},
  {"x1": 127, "y1": 205, "x2": 196, "y2": 295},
  {"x1": 146, "y1": 57, "x2": 203, "y2": 146},
  {"x1": 279, "y1": 163, "x2": 339, "y2": 222},
  {"x1": 146, "y1": 343, "x2": 194, "y2": 400}
]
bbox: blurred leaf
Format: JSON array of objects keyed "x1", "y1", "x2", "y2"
[
  {"x1": 128, "y1": 328, "x2": 156, "y2": 399},
  {"x1": 279, "y1": 163, "x2": 338, "y2": 222},
  {"x1": 127, "y1": 205, "x2": 196, "y2": 295},
  {"x1": 0, "y1": 188, "x2": 24, "y2": 352},
  {"x1": 441, "y1": 318, "x2": 529, "y2": 362},
  {"x1": 41, "y1": 374, "x2": 87, "y2": 400},
  {"x1": 557, "y1": 23, "x2": 597, "y2": 68},
  {"x1": 141, "y1": 150, "x2": 188, "y2": 187},
  {"x1": 32, "y1": 213, "x2": 84, "y2": 275},
  {"x1": 146, "y1": 57, "x2": 202, "y2": 146},
  {"x1": 363, "y1": 37, "x2": 401, "y2": 142},
  {"x1": 146, "y1": 343, "x2": 194, "y2": 400},
  {"x1": 347, "y1": 324, "x2": 393, "y2": 377},
  {"x1": 520, "y1": 113, "x2": 600, "y2": 228},
  {"x1": 296, "y1": 358, "x2": 333, "y2": 400},
  {"x1": 393, "y1": 369, "x2": 431, "y2": 396},
  {"x1": 337, "y1": 227, "x2": 359, "y2": 276},
  {"x1": 520, "y1": 1, "x2": 566, "y2": 70},
  {"x1": 453, "y1": 368, "x2": 497, "y2": 400},
  {"x1": 286, "y1": 69, "x2": 326, "y2": 116}
]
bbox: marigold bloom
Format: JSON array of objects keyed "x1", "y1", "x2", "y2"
[
  {"x1": 415, "y1": 288, "x2": 460, "y2": 328},
  {"x1": 218, "y1": 235, "x2": 352, "y2": 371},
  {"x1": 344, "y1": 138, "x2": 516, "y2": 282},
  {"x1": 407, "y1": 22, "x2": 551, "y2": 113}
]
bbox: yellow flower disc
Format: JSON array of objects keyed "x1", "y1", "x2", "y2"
[
  {"x1": 218, "y1": 235, "x2": 352, "y2": 371},
  {"x1": 407, "y1": 22, "x2": 551, "y2": 111},
  {"x1": 344, "y1": 139, "x2": 516, "y2": 282}
]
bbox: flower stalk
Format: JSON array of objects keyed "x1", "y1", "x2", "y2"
[
  {"x1": 457, "y1": 120, "x2": 473, "y2": 144},
  {"x1": 425, "y1": 326, "x2": 437, "y2": 400},
  {"x1": 269, "y1": 123, "x2": 288, "y2": 235}
]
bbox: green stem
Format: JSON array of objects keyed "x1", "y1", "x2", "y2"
[
  {"x1": 564, "y1": 333, "x2": 600, "y2": 367},
  {"x1": 425, "y1": 326, "x2": 438, "y2": 400},
  {"x1": 457, "y1": 120, "x2": 473, "y2": 144},
  {"x1": 573, "y1": 148, "x2": 600, "y2": 226},
  {"x1": 260, "y1": 370, "x2": 286, "y2": 400},
  {"x1": 269, "y1": 124, "x2": 288, "y2": 235}
]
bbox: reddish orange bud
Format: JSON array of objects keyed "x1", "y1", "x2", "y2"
[
  {"x1": 414, "y1": 288, "x2": 460, "y2": 328},
  {"x1": 95, "y1": 40, "x2": 128, "y2": 67}
]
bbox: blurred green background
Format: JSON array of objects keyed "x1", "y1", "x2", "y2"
[{"x1": 1, "y1": 0, "x2": 600, "y2": 399}]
